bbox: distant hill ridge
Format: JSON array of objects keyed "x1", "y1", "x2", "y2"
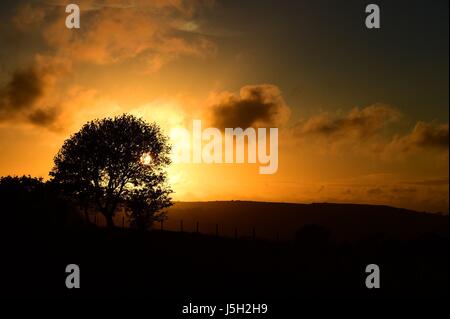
[{"x1": 162, "y1": 201, "x2": 448, "y2": 241}]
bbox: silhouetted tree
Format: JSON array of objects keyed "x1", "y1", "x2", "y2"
[
  {"x1": 126, "y1": 174, "x2": 172, "y2": 230},
  {"x1": 50, "y1": 114, "x2": 172, "y2": 228},
  {"x1": 48, "y1": 175, "x2": 95, "y2": 224}
]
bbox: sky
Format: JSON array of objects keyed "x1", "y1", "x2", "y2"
[{"x1": 0, "y1": 0, "x2": 448, "y2": 213}]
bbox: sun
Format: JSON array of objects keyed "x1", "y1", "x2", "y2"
[{"x1": 140, "y1": 153, "x2": 152, "y2": 165}]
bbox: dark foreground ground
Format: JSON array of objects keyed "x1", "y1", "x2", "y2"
[
  {"x1": 1, "y1": 194, "x2": 448, "y2": 316},
  {"x1": 3, "y1": 224, "x2": 448, "y2": 303}
]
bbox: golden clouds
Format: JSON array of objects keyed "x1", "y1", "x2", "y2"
[
  {"x1": 2, "y1": 0, "x2": 216, "y2": 130},
  {"x1": 12, "y1": 0, "x2": 216, "y2": 70},
  {"x1": 291, "y1": 104, "x2": 448, "y2": 160}
]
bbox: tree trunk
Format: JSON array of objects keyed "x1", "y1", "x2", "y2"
[
  {"x1": 84, "y1": 206, "x2": 89, "y2": 224},
  {"x1": 104, "y1": 214, "x2": 115, "y2": 228}
]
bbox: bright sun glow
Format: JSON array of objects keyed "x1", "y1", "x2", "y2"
[{"x1": 140, "y1": 153, "x2": 152, "y2": 165}]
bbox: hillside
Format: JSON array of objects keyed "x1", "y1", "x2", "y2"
[{"x1": 163, "y1": 201, "x2": 448, "y2": 241}]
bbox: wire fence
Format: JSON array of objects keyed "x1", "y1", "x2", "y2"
[{"x1": 89, "y1": 213, "x2": 285, "y2": 242}]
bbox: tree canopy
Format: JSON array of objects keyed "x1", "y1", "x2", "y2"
[{"x1": 50, "y1": 114, "x2": 172, "y2": 228}]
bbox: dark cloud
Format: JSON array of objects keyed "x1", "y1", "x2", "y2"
[
  {"x1": 8, "y1": 68, "x2": 43, "y2": 109},
  {"x1": 0, "y1": 60, "x2": 63, "y2": 129},
  {"x1": 28, "y1": 108, "x2": 58, "y2": 127},
  {"x1": 294, "y1": 104, "x2": 400, "y2": 140},
  {"x1": 406, "y1": 122, "x2": 448, "y2": 149},
  {"x1": 0, "y1": 67, "x2": 44, "y2": 120},
  {"x1": 209, "y1": 84, "x2": 290, "y2": 129},
  {"x1": 387, "y1": 121, "x2": 449, "y2": 153}
]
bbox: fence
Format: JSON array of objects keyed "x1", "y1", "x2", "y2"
[{"x1": 89, "y1": 213, "x2": 284, "y2": 242}]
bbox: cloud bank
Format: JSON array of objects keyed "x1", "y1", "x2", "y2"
[
  {"x1": 291, "y1": 104, "x2": 448, "y2": 159},
  {"x1": 294, "y1": 104, "x2": 400, "y2": 140},
  {"x1": 387, "y1": 121, "x2": 449, "y2": 153}
]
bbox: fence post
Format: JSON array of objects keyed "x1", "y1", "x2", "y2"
[
  {"x1": 122, "y1": 216, "x2": 125, "y2": 229},
  {"x1": 160, "y1": 220, "x2": 164, "y2": 231},
  {"x1": 252, "y1": 227, "x2": 255, "y2": 241},
  {"x1": 215, "y1": 224, "x2": 219, "y2": 236},
  {"x1": 180, "y1": 220, "x2": 183, "y2": 232},
  {"x1": 234, "y1": 227, "x2": 238, "y2": 239},
  {"x1": 196, "y1": 221, "x2": 199, "y2": 233}
]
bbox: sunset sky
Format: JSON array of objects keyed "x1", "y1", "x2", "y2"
[{"x1": 0, "y1": 0, "x2": 448, "y2": 213}]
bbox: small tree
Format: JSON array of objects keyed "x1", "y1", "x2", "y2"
[
  {"x1": 50, "y1": 114, "x2": 172, "y2": 228},
  {"x1": 126, "y1": 174, "x2": 172, "y2": 230}
]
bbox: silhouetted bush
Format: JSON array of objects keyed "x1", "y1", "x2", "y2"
[{"x1": 0, "y1": 175, "x2": 75, "y2": 235}]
